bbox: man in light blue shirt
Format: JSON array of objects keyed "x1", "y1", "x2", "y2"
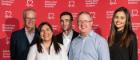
[{"x1": 69, "y1": 12, "x2": 110, "y2": 60}]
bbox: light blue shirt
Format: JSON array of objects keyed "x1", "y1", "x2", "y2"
[{"x1": 69, "y1": 31, "x2": 110, "y2": 60}]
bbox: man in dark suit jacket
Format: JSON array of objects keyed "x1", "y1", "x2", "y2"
[
  {"x1": 56, "y1": 12, "x2": 79, "y2": 54},
  {"x1": 10, "y1": 8, "x2": 39, "y2": 60}
]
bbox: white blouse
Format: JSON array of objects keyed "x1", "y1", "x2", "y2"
[{"x1": 27, "y1": 43, "x2": 68, "y2": 60}]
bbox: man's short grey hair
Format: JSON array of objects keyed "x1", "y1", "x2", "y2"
[
  {"x1": 77, "y1": 11, "x2": 93, "y2": 21},
  {"x1": 22, "y1": 7, "x2": 36, "y2": 20}
]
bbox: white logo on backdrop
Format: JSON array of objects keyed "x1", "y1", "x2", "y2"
[
  {"x1": 4, "y1": 10, "x2": 13, "y2": 18},
  {"x1": 72, "y1": 12, "x2": 78, "y2": 18},
  {"x1": 1, "y1": 0, "x2": 15, "y2": 6},
  {"x1": 72, "y1": 25, "x2": 76, "y2": 29},
  {"x1": 68, "y1": 0, "x2": 75, "y2": 7},
  {"x1": 90, "y1": 12, "x2": 96, "y2": 18},
  {"x1": 85, "y1": 0, "x2": 99, "y2": 7},
  {"x1": 44, "y1": 0, "x2": 57, "y2": 8},
  {"x1": 138, "y1": 49, "x2": 140, "y2": 54},
  {"x1": 5, "y1": 37, "x2": 10, "y2": 45},
  {"x1": 131, "y1": 9, "x2": 139, "y2": 17},
  {"x1": 52, "y1": 25, "x2": 58, "y2": 30},
  {"x1": 48, "y1": 13, "x2": 55, "y2": 20},
  {"x1": 132, "y1": 22, "x2": 140, "y2": 30},
  {"x1": 106, "y1": 10, "x2": 114, "y2": 19},
  {"x1": 128, "y1": 0, "x2": 140, "y2": 4},
  {"x1": 109, "y1": 0, "x2": 117, "y2": 5},
  {"x1": 3, "y1": 50, "x2": 10, "y2": 58},
  {"x1": 26, "y1": 0, "x2": 34, "y2": 7},
  {"x1": 2, "y1": 24, "x2": 16, "y2": 32}
]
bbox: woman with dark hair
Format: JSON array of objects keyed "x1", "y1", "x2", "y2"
[
  {"x1": 108, "y1": 7, "x2": 138, "y2": 60},
  {"x1": 27, "y1": 22, "x2": 68, "y2": 60}
]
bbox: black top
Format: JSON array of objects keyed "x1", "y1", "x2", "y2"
[{"x1": 109, "y1": 31, "x2": 138, "y2": 60}]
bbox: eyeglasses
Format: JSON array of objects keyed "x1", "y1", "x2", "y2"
[
  {"x1": 78, "y1": 20, "x2": 91, "y2": 24},
  {"x1": 25, "y1": 17, "x2": 36, "y2": 21}
]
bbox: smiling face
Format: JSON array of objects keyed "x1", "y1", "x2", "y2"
[
  {"x1": 60, "y1": 15, "x2": 72, "y2": 31},
  {"x1": 114, "y1": 11, "x2": 126, "y2": 31},
  {"x1": 78, "y1": 13, "x2": 93, "y2": 36},
  {"x1": 40, "y1": 24, "x2": 53, "y2": 41},
  {"x1": 24, "y1": 10, "x2": 36, "y2": 29}
]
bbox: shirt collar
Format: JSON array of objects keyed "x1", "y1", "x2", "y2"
[
  {"x1": 25, "y1": 27, "x2": 35, "y2": 33},
  {"x1": 78, "y1": 31, "x2": 95, "y2": 39},
  {"x1": 41, "y1": 43, "x2": 54, "y2": 52},
  {"x1": 63, "y1": 30, "x2": 73, "y2": 38}
]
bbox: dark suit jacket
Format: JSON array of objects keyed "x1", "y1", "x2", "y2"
[
  {"x1": 10, "y1": 28, "x2": 39, "y2": 60},
  {"x1": 56, "y1": 30, "x2": 79, "y2": 45}
]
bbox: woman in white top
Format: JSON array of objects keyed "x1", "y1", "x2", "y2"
[{"x1": 27, "y1": 22, "x2": 68, "y2": 60}]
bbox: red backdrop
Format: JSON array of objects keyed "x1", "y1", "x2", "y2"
[{"x1": 0, "y1": 0, "x2": 140, "y2": 60}]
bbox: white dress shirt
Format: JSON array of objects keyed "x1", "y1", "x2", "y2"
[
  {"x1": 25, "y1": 28, "x2": 35, "y2": 43},
  {"x1": 27, "y1": 43, "x2": 68, "y2": 60},
  {"x1": 62, "y1": 30, "x2": 73, "y2": 54}
]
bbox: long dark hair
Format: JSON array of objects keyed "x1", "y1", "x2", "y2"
[
  {"x1": 37, "y1": 22, "x2": 61, "y2": 54},
  {"x1": 108, "y1": 7, "x2": 134, "y2": 47}
]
